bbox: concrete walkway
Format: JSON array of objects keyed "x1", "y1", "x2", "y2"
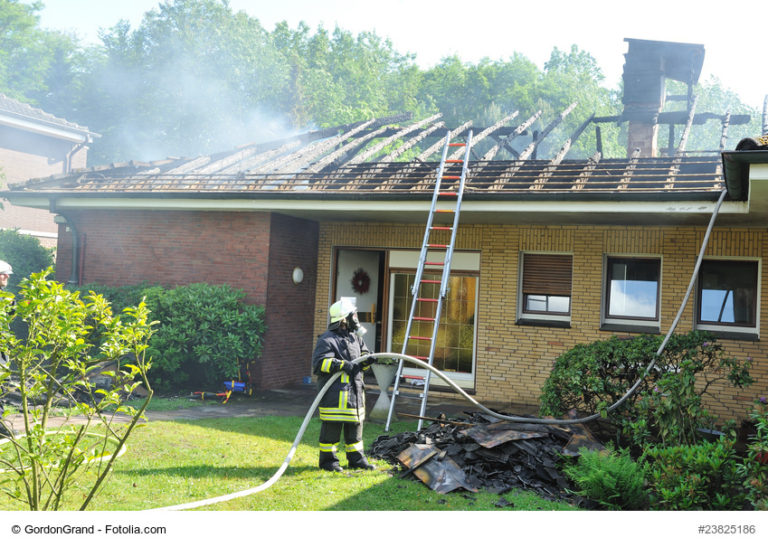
[{"x1": 3, "y1": 383, "x2": 538, "y2": 433}]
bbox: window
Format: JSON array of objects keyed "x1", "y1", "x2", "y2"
[
  {"x1": 604, "y1": 257, "x2": 660, "y2": 322},
  {"x1": 389, "y1": 272, "x2": 477, "y2": 375},
  {"x1": 697, "y1": 259, "x2": 758, "y2": 330},
  {"x1": 519, "y1": 253, "x2": 572, "y2": 321}
]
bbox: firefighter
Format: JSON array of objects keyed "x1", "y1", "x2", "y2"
[{"x1": 312, "y1": 298, "x2": 376, "y2": 472}]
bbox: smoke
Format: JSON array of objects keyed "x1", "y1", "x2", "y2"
[{"x1": 88, "y1": 54, "x2": 307, "y2": 165}]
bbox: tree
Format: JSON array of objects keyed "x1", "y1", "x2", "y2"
[
  {"x1": 0, "y1": 269, "x2": 154, "y2": 510},
  {"x1": 0, "y1": 0, "x2": 83, "y2": 112}
]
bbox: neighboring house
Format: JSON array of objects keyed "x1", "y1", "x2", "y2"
[
  {"x1": 2, "y1": 39, "x2": 766, "y2": 421},
  {"x1": 0, "y1": 94, "x2": 98, "y2": 247}
]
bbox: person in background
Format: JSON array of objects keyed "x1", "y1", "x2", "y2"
[
  {"x1": 0, "y1": 260, "x2": 11, "y2": 291},
  {"x1": 312, "y1": 298, "x2": 376, "y2": 472},
  {"x1": 0, "y1": 260, "x2": 12, "y2": 438}
]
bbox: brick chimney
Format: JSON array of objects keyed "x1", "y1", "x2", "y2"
[{"x1": 622, "y1": 39, "x2": 704, "y2": 157}]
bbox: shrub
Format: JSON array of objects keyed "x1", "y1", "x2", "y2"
[
  {"x1": 0, "y1": 229, "x2": 54, "y2": 293},
  {"x1": 642, "y1": 438, "x2": 747, "y2": 510},
  {"x1": 0, "y1": 229, "x2": 54, "y2": 283},
  {"x1": 79, "y1": 282, "x2": 265, "y2": 391},
  {"x1": 563, "y1": 447, "x2": 648, "y2": 510},
  {"x1": 736, "y1": 398, "x2": 768, "y2": 510},
  {"x1": 540, "y1": 331, "x2": 753, "y2": 447}
]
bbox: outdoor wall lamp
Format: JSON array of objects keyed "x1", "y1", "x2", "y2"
[{"x1": 292, "y1": 267, "x2": 304, "y2": 285}]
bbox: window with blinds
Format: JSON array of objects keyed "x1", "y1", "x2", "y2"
[{"x1": 521, "y1": 254, "x2": 572, "y2": 316}]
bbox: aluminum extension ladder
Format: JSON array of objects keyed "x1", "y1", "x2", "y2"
[{"x1": 384, "y1": 130, "x2": 473, "y2": 431}]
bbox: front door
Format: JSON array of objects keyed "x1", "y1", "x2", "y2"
[{"x1": 334, "y1": 249, "x2": 384, "y2": 351}]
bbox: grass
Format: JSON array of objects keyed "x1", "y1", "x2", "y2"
[{"x1": 0, "y1": 415, "x2": 579, "y2": 511}]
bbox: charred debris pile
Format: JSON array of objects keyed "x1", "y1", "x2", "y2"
[{"x1": 370, "y1": 412, "x2": 604, "y2": 502}]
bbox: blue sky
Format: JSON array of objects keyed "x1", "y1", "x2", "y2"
[{"x1": 35, "y1": 0, "x2": 768, "y2": 111}]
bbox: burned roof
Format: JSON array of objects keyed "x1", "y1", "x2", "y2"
[{"x1": 5, "y1": 101, "x2": 747, "y2": 201}]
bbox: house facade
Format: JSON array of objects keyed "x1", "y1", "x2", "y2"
[
  {"x1": 3, "y1": 39, "x2": 766, "y2": 422},
  {"x1": 4, "y1": 146, "x2": 767, "y2": 422},
  {"x1": 0, "y1": 94, "x2": 98, "y2": 247}
]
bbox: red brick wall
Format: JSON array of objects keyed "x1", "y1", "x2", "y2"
[
  {"x1": 55, "y1": 209, "x2": 319, "y2": 389},
  {"x1": 256, "y1": 213, "x2": 319, "y2": 388},
  {"x1": 56, "y1": 209, "x2": 271, "y2": 304},
  {"x1": 0, "y1": 125, "x2": 89, "y2": 238}
]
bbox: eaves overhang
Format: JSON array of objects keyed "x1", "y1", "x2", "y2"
[
  {"x1": 1, "y1": 188, "x2": 748, "y2": 227},
  {"x1": 0, "y1": 113, "x2": 99, "y2": 144}
]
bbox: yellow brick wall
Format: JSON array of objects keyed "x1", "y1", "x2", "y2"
[{"x1": 314, "y1": 222, "x2": 768, "y2": 422}]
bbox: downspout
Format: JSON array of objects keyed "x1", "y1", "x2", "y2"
[
  {"x1": 64, "y1": 139, "x2": 89, "y2": 174},
  {"x1": 49, "y1": 201, "x2": 80, "y2": 285}
]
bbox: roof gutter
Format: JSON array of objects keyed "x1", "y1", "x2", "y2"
[
  {"x1": 721, "y1": 150, "x2": 768, "y2": 200},
  {"x1": 0, "y1": 113, "x2": 98, "y2": 144}
]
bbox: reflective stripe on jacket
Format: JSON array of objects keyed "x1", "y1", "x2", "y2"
[{"x1": 312, "y1": 327, "x2": 370, "y2": 423}]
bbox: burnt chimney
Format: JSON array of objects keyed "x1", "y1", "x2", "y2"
[{"x1": 622, "y1": 38, "x2": 705, "y2": 157}]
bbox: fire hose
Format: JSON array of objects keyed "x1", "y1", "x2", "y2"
[{"x1": 149, "y1": 188, "x2": 727, "y2": 511}]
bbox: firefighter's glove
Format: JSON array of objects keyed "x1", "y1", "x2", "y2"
[
  {"x1": 359, "y1": 355, "x2": 377, "y2": 370},
  {"x1": 341, "y1": 361, "x2": 357, "y2": 376}
]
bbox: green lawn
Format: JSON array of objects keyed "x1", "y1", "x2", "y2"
[{"x1": 0, "y1": 416, "x2": 579, "y2": 511}]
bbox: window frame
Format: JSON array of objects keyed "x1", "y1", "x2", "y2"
[
  {"x1": 517, "y1": 252, "x2": 573, "y2": 326},
  {"x1": 602, "y1": 255, "x2": 662, "y2": 331},
  {"x1": 695, "y1": 257, "x2": 760, "y2": 339},
  {"x1": 385, "y1": 251, "x2": 480, "y2": 390}
]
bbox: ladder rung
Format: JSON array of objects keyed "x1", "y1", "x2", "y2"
[{"x1": 386, "y1": 130, "x2": 472, "y2": 432}]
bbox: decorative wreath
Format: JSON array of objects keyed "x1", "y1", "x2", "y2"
[{"x1": 351, "y1": 268, "x2": 370, "y2": 295}]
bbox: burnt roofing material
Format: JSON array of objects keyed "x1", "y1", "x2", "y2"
[
  {"x1": 14, "y1": 157, "x2": 724, "y2": 198},
  {"x1": 6, "y1": 108, "x2": 735, "y2": 200}
]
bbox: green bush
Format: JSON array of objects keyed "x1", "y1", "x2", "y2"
[
  {"x1": 736, "y1": 399, "x2": 768, "y2": 510},
  {"x1": 643, "y1": 438, "x2": 747, "y2": 510},
  {"x1": 540, "y1": 331, "x2": 753, "y2": 447},
  {"x1": 563, "y1": 447, "x2": 648, "y2": 510},
  {"x1": 0, "y1": 229, "x2": 54, "y2": 293},
  {"x1": 79, "y1": 282, "x2": 265, "y2": 391}
]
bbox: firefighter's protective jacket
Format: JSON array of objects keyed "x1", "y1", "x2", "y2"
[{"x1": 312, "y1": 327, "x2": 370, "y2": 423}]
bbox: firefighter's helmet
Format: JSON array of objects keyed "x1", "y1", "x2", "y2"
[
  {"x1": 0, "y1": 261, "x2": 12, "y2": 275},
  {"x1": 329, "y1": 298, "x2": 357, "y2": 324}
]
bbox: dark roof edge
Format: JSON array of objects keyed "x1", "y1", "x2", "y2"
[
  {"x1": 0, "y1": 189, "x2": 727, "y2": 204},
  {"x1": 722, "y1": 150, "x2": 768, "y2": 200}
]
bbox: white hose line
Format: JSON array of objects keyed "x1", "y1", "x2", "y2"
[
  {"x1": 147, "y1": 369, "x2": 342, "y2": 511},
  {"x1": 400, "y1": 188, "x2": 728, "y2": 426},
  {"x1": 150, "y1": 188, "x2": 728, "y2": 510}
]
